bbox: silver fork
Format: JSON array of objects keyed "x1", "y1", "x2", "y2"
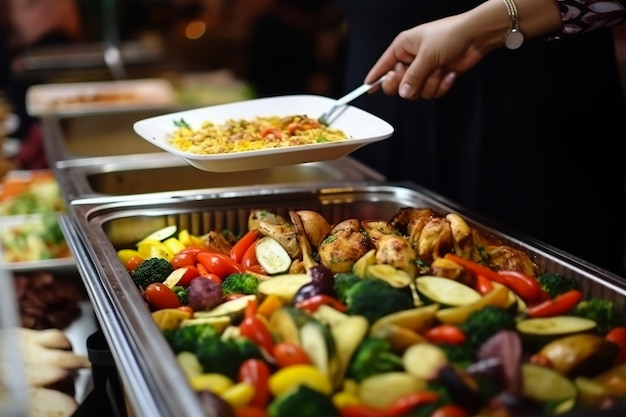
[{"x1": 318, "y1": 75, "x2": 386, "y2": 125}]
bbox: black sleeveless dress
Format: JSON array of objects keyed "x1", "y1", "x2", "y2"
[{"x1": 337, "y1": 0, "x2": 626, "y2": 276}]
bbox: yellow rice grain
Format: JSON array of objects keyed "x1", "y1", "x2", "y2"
[{"x1": 169, "y1": 115, "x2": 349, "y2": 155}]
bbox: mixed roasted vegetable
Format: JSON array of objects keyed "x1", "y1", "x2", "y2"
[{"x1": 117, "y1": 208, "x2": 626, "y2": 417}]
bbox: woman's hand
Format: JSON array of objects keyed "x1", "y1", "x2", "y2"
[{"x1": 365, "y1": 0, "x2": 562, "y2": 100}]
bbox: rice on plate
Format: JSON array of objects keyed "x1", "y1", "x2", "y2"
[{"x1": 169, "y1": 114, "x2": 349, "y2": 155}]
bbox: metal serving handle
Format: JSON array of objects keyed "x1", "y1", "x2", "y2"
[{"x1": 318, "y1": 75, "x2": 387, "y2": 125}]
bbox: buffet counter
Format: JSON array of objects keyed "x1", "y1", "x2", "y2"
[{"x1": 38, "y1": 95, "x2": 626, "y2": 417}]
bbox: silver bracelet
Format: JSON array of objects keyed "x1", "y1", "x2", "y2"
[{"x1": 502, "y1": 0, "x2": 525, "y2": 49}]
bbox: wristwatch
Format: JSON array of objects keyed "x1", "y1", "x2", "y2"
[{"x1": 502, "y1": 0, "x2": 524, "y2": 49}]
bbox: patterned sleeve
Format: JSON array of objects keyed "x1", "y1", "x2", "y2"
[{"x1": 559, "y1": 0, "x2": 626, "y2": 35}]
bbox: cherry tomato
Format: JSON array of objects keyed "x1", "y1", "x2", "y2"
[
  {"x1": 144, "y1": 283, "x2": 181, "y2": 310},
  {"x1": 170, "y1": 251, "x2": 199, "y2": 269},
  {"x1": 177, "y1": 265, "x2": 200, "y2": 286},
  {"x1": 124, "y1": 255, "x2": 145, "y2": 272},
  {"x1": 230, "y1": 231, "x2": 259, "y2": 264},
  {"x1": 423, "y1": 324, "x2": 466, "y2": 345},
  {"x1": 273, "y1": 342, "x2": 311, "y2": 368},
  {"x1": 176, "y1": 306, "x2": 194, "y2": 316},
  {"x1": 429, "y1": 404, "x2": 470, "y2": 417},
  {"x1": 529, "y1": 353, "x2": 553, "y2": 367},
  {"x1": 197, "y1": 252, "x2": 244, "y2": 280},
  {"x1": 238, "y1": 359, "x2": 271, "y2": 408},
  {"x1": 606, "y1": 327, "x2": 626, "y2": 364}
]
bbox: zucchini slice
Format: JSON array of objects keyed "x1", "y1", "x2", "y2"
[
  {"x1": 299, "y1": 320, "x2": 335, "y2": 378},
  {"x1": 415, "y1": 276, "x2": 481, "y2": 307},
  {"x1": 194, "y1": 294, "x2": 257, "y2": 319},
  {"x1": 138, "y1": 225, "x2": 178, "y2": 244},
  {"x1": 516, "y1": 316, "x2": 597, "y2": 350},
  {"x1": 365, "y1": 264, "x2": 413, "y2": 288},
  {"x1": 257, "y1": 273, "x2": 312, "y2": 303},
  {"x1": 268, "y1": 306, "x2": 310, "y2": 345},
  {"x1": 522, "y1": 363, "x2": 577, "y2": 403},
  {"x1": 255, "y1": 236, "x2": 292, "y2": 275}
]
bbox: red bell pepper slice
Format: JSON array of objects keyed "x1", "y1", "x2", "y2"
[
  {"x1": 294, "y1": 294, "x2": 347, "y2": 313},
  {"x1": 230, "y1": 231, "x2": 259, "y2": 264},
  {"x1": 444, "y1": 253, "x2": 542, "y2": 303},
  {"x1": 384, "y1": 391, "x2": 439, "y2": 416},
  {"x1": 238, "y1": 359, "x2": 271, "y2": 408},
  {"x1": 525, "y1": 289, "x2": 582, "y2": 318},
  {"x1": 239, "y1": 299, "x2": 276, "y2": 356}
]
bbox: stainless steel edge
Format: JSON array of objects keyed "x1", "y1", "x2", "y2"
[
  {"x1": 58, "y1": 215, "x2": 206, "y2": 417},
  {"x1": 62, "y1": 182, "x2": 626, "y2": 417}
]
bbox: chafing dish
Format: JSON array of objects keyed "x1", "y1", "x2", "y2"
[{"x1": 59, "y1": 183, "x2": 626, "y2": 417}]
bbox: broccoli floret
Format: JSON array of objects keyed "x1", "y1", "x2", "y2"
[
  {"x1": 268, "y1": 385, "x2": 337, "y2": 417},
  {"x1": 438, "y1": 344, "x2": 477, "y2": 369},
  {"x1": 345, "y1": 278, "x2": 414, "y2": 323},
  {"x1": 570, "y1": 298, "x2": 622, "y2": 334},
  {"x1": 436, "y1": 307, "x2": 516, "y2": 369},
  {"x1": 221, "y1": 272, "x2": 260, "y2": 296},
  {"x1": 460, "y1": 306, "x2": 516, "y2": 347},
  {"x1": 333, "y1": 272, "x2": 362, "y2": 304},
  {"x1": 172, "y1": 285, "x2": 189, "y2": 305},
  {"x1": 537, "y1": 272, "x2": 580, "y2": 298},
  {"x1": 131, "y1": 257, "x2": 174, "y2": 289},
  {"x1": 347, "y1": 337, "x2": 404, "y2": 382},
  {"x1": 195, "y1": 336, "x2": 262, "y2": 380},
  {"x1": 162, "y1": 324, "x2": 218, "y2": 354}
]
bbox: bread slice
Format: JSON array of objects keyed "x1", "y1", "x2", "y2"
[{"x1": 27, "y1": 387, "x2": 78, "y2": 417}]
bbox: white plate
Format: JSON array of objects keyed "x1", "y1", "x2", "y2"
[
  {"x1": 3, "y1": 137, "x2": 21, "y2": 158},
  {"x1": 0, "y1": 214, "x2": 75, "y2": 272},
  {"x1": 26, "y1": 78, "x2": 177, "y2": 117},
  {"x1": 133, "y1": 95, "x2": 394, "y2": 172},
  {"x1": 2, "y1": 112, "x2": 19, "y2": 135}
]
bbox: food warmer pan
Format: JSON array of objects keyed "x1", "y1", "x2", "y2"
[
  {"x1": 51, "y1": 152, "x2": 384, "y2": 202},
  {"x1": 41, "y1": 110, "x2": 173, "y2": 163},
  {"x1": 59, "y1": 183, "x2": 626, "y2": 417}
]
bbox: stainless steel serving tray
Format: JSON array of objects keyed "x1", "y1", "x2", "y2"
[
  {"x1": 41, "y1": 110, "x2": 175, "y2": 161},
  {"x1": 51, "y1": 152, "x2": 385, "y2": 202},
  {"x1": 60, "y1": 183, "x2": 626, "y2": 417}
]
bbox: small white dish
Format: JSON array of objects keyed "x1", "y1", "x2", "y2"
[
  {"x1": 133, "y1": 94, "x2": 394, "y2": 172},
  {"x1": 3, "y1": 138, "x2": 21, "y2": 158},
  {"x1": 26, "y1": 78, "x2": 177, "y2": 117},
  {"x1": 2, "y1": 113, "x2": 19, "y2": 135}
]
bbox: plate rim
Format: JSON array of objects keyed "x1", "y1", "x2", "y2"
[{"x1": 132, "y1": 94, "x2": 394, "y2": 165}]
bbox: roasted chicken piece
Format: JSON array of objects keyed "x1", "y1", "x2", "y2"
[
  {"x1": 446, "y1": 213, "x2": 473, "y2": 259},
  {"x1": 375, "y1": 234, "x2": 417, "y2": 277},
  {"x1": 257, "y1": 220, "x2": 301, "y2": 259},
  {"x1": 202, "y1": 230, "x2": 232, "y2": 254},
  {"x1": 361, "y1": 220, "x2": 397, "y2": 247},
  {"x1": 294, "y1": 210, "x2": 331, "y2": 248},
  {"x1": 481, "y1": 245, "x2": 536, "y2": 276},
  {"x1": 414, "y1": 217, "x2": 454, "y2": 262},
  {"x1": 318, "y1": 218, "x2": 371, "y2": 273},
  {"x1": 389, "y1": 207, "x2": 434, "y2": 233},
  {"x1": 248, "y1": 210, "x2": 288, "y2": 232}
]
